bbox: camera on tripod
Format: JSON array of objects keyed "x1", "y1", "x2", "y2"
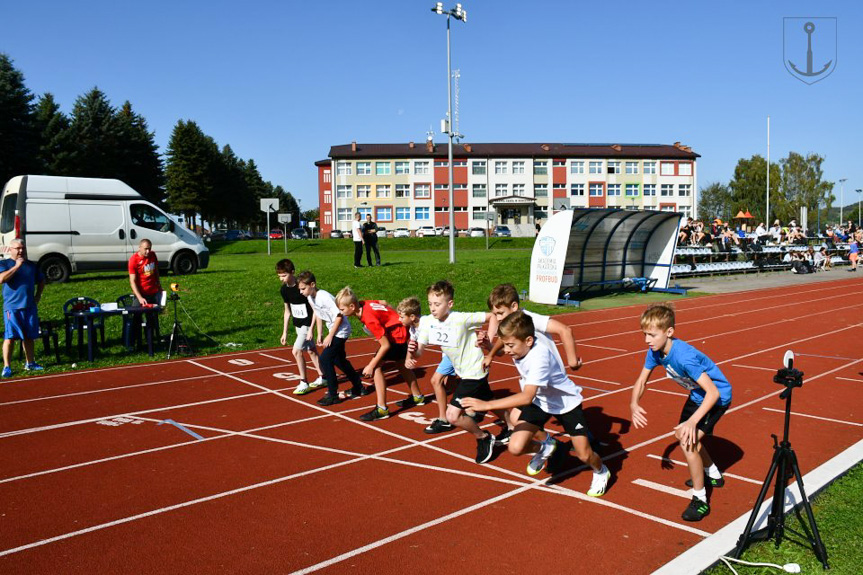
[
  {"x1": 773, "y1": 350, "x2": 803, "y2": 396},
  {"x1": 168, "y1": 282, "x2": 181, "y2": 301}
]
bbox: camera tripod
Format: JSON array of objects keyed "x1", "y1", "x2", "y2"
[
  {"x1": 732, "y1": 354, "x2": 828, "y2": 568},
  {"x1": 166, "y1": 293, "x2": 193, "y2": 359}
]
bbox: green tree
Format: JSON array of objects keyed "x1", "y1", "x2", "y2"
[
  {"x1": 207, "y1": 144, "x2": 246, "y2": 229},
  {"x1": 116, "y1": 101, "x2": 164, "y2": 205},
  {"x1": 728, "y1": 155, "x2": 780, "y2": 224},
  {"x1": 34, "y1": 93, "x2": 71, "y2": 174},
  {"x1": 165, "y1": 120, "x2": 219, "y2": 228},
  {"x1": 777, "y1": 152, "x2": 833, "y2": 229},
  {"x1": 0, "y1": 53, "x2": 40, "y2": 184},
  {"x1": 54, "y1": 87, "x2": 125, "y2": 177},
  {"x1": 242, "y1": 159, "x2": 269, "y2": 229},
  {"x1": 697, "y1": 182, "x2": 731, "y2": 222},
  {"x1": 274, "y1": 185, "x2": 300, "y2": 228}
]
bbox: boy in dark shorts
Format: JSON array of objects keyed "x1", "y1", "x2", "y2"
[
  {"x1": 630, "y1": 303, "x2": 732, "y2": 522},
  {"x1": 275, "y1": 259, "x2": 324, "y2": 395},
  {"x1": 336, "y1": 287, "x2": 423, "y2": 422},
  {"x1": 461, "y1": 312, "x2": 610, "y2": 494}
]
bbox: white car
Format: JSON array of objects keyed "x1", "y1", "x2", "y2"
[
  {"x1": 468, "y1": 227, "x2": 486, "y2": 238},
  {"x1": 416, "y1": 226, "x2": 436, "y2": 237},
  {"x1": 434, "y1": 226, "x2": 445, "y2": 236},
  {"x1": 393, "y1": 228, "x2": 410, "y2": 238}
]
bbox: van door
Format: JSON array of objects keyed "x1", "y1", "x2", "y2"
[
  {"x1": 127, "y1": 202, "x2": 178, "y2": 269},
  {"x1": 69, "y1": 202, "x2": 130, "y2": 270}
]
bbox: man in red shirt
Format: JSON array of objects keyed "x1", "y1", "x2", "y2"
[
  {"x1": 129, "y1": 239, "x2": 162, "y2": 305},
  {"x1": 335, "y1": 287, "x2": 424, "y2": 422}
]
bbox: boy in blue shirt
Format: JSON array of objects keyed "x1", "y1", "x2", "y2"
[{"x1": 630, "y1": 303, "x2": 732, "y2": 522}]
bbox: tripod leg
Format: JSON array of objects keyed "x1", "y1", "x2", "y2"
[
  {"x1": 768, "y1": 449, "x2": 790, "y2": 546},
  {"x1": 788, "y1": 451, "x2": 829, "y2": 568},
  {"x1": 733, "y1": 453, "x2": 781, "y2": 558}
]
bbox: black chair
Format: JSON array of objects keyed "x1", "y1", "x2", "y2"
[
  {"x1": 63, "y1": 297, "x2": 106, "y2": 352},
  {"x1": 117, "y1": 294, "x2": 139, "y2": 350},
  {"x1": 17, "y1": 319, "x2": 62, "y2": 364}
]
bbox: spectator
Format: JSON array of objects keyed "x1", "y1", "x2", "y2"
[
  {"x1": 0, "y1": 239, "x2": 45, "y2": 377},
  {"x1": 361, "y1": 214, "x2": 381, "y2": 267},
  {"x1": 351, "y1": 212, "x2": 364, "y2": 268},
  {"x1": 813, "y1": 247, "x2": 831, "y2": 271},
  {"x1": 848, "y1": 232, "x2": 859, "y2": 272},
  {"x1": 129, "y1": 239, "x2": 162, "y2": 305},
  {"x1": 769, "y1": 220, "x2": 782, "y2": 244}
]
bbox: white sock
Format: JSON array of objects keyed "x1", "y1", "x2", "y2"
[
  {"x1": 692, "y1": 488, "x2": 707, "y2": 503},
  {"x1": 540, "y1": 437, "x2": 556, "y2": 457},
  {"x1": 706, "y1": 464, "x2": 722, "y2": 479},
  {"x1": 594, "y1": 464, "x2": 608, "y2": 476}
]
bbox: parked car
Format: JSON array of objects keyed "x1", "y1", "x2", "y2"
[
  {"x1": 416, "y1": 225, "x2": 436, "y2": 237},
  {"x1": 375, "y1": 226, "x2": 387, "y2": 237},
  {"x1": 468, "y1": 227, "x2": 486, "y2": 237},
  {"x1": 291, "y1": 228, "x2": 309, "y2": 240},
  {"x1": 434, "y1": 226, "x2": 445, "y2": 236},
  {"x1": 393, "y1": 228, "x2": 410, "y2": 238},
  {"x1": 269, "y1": 229, "x2": 284, "y2": 240},
  {"x1": 329, "y1": 229, "x2": 344, "y2": 239},
  {"x1": 492, "y1": 225, "x2": 512, "y2": 237},
  {"x1": 225, "y1": 229, "x2": 248, "y2": 241}
]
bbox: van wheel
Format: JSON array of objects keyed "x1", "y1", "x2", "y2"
[
  {"x1": 172, "y1": 251, "x2": 198, "y2": 275},
  {"x1": 40, "y1": 256, "x2": 71, "y2": 283}
]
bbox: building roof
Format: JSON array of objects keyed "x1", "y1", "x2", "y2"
[{"x1": 327, "y1": 142, "x2": 699, "y2": 161}]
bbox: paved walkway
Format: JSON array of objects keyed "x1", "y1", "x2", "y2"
[{"x1": 671, "y1": 268, "x2": 858, "y2": 294}]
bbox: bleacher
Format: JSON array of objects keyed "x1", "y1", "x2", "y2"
[{"x1": 671, "y1": 240, "x2": 850, "y2": 278}]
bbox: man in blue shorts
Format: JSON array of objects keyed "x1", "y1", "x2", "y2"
[{"x1": 0, "y1": 239, "x2": 46, "y2": 377}]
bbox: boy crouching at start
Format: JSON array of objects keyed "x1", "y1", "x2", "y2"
[{"x1": 461, "y1": 312, "x2": 611, "y2": 495}]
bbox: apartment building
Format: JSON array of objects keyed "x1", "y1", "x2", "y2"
[{"x1": 316, "y1": 140, "x2": 699, "y2": 237}]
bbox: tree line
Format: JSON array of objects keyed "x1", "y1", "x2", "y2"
[
  {"x1": 0, "y1": 53, "x2": 302, "y2": 233},
  {"x1": 698, "y1": 152, "x2": 845, "y2": 230}
]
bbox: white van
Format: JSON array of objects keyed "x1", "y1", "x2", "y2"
[{"x1": 0, "y1": 175, "x2": 209, "y2": 282}]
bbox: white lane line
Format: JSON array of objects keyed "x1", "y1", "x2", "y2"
[
  {"x1": 632, "y1": 478, "x2": 691, "y2": 500},
  {"x1": 571, "y1": 374, "x2": 623, "y2": 386},
  {"x1": 761, "y1": 407, "x2": 862, "y2": 427},
  {"x1": 257, "y1": 352, "x2": 293, "y2": 363},
  {"x1": 795, "y1": 353, "x2": 859, "y2": 361},
  {"x1": 648, "y1": 388, "x2": 689, "y2": 398},
  {"x1": 580, "y1": 343, "x2": 628, "y2": 352},
  {"x1": 837, "y1": 377, "x2": 863, "y2": 383},
  {"x1": 731, "y1": 364, "x2": 776, "y2": 372},
  {"x1": 646, "y1": 455, "x2": 762, "y2": 485}
]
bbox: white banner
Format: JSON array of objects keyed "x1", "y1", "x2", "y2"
[{"x1": 529, "y1": 210, "x2": 574, "y2": 304}]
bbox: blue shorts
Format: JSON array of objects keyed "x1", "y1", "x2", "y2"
[
  {"x1": 436, "y1": 355, "x2": 456, "y2": 376},
  {"x1": 4, "y1": 308, "x2": 40, "y2": 340}
]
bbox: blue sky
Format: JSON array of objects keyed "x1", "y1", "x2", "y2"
[{"x1": 4, "y1": 1, "x2": 862, "y2": 212}]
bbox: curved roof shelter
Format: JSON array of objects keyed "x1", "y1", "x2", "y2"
[{"x1": 529, "y1": 208, "x2": 681, "y2": 305}]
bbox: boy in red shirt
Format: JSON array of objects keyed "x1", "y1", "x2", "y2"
[{"x1": 336, "y1": 287, "x2": 424, "y2": 422}]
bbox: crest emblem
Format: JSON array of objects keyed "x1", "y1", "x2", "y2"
[
  {"x1": 783, "y1": 17, "x2": 837, "y2": 85},
  {"x1": 539, "y1": 236, "x2": 556, "y2": 257}
]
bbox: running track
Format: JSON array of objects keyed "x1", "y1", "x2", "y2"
[{"x1": 1, "y1": 278, "x2": 861, "y2": 574}]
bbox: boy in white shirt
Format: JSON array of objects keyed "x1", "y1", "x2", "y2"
[
  {"x1": 297, "y1": 271, "x2": 371, "y2": 406},
  {"x1": 461, "y1": 312, "x2": 610, "y2": 495}
]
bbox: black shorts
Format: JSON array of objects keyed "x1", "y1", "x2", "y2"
[
  {"x1": 450, "y1": 376, "x2": 493, "y2": 408},
  {"x1": 679, "y1": 397, "x2": 729, "y2": 435},
  {"x1": 383, "y1": 341, "x2": 409, "y2": 362},
  {"x1": 518, "y1": 402, "x2": 590, "y2": 437}
]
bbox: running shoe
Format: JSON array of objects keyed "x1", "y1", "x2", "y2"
[
  {"x1": 587, "y1": 466, "x2": 611, "y2": 497},
  {"x1": 293, "y1": 381, "x2": 312, "y2": 395},
  {"x1": 308, "y1": 377, "x2": 326, "y2": 389},
  {"x1": 424, "y1": 419, "x2": 454, "y2": 434},
  {"x1": 1, "y1": 366, "x2": 11, "y2": 378},
  {"x1": 495, "y1": 428, "x2": 512, "y2": 446},
  {"x1": 396, "y1": 395, "x2": 427, "y2": 408},
  {"x1": 475, "y1": 432, "x2": 495, "y2": 464},
  {"x1": 681, "y1": 497, "x2": 710, "y2": 521},
  {"x1": 526, "y1": 438, "x2": 557, "y2": 476},
  {"x1": 317, "y1": 394, "x2": 342, "y2": 406},
  {"x1": 344, "y1": 385, "x2": 374, "y2": 400},
  {"x1": 24, "y1": 362, "x2": 44, "y2": 371},
  {"x1": 685, "y1": 474, "x2": 725, "y2": 488},
  {"x1": 360, "y1": 406, "x2": 390, "y2": 422}
]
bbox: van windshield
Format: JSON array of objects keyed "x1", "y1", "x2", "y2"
[
  {"x1": 0, "y1": 193, "x2": 17, "y2": 234},
  {"x1": 130, "y1": 203, "x2": 173, "y2": 234}
]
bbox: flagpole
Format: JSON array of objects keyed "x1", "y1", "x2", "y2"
[{"x1": 766, "y1": 116, "x2": 770, "y2": 226}]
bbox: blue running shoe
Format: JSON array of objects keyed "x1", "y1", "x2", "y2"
[
  {"x1": 1, "y1": 366, "x2": 12, "y2": 378},
  {"x1": 25, "y1": 363, "x2": 44, "y2": 371}
]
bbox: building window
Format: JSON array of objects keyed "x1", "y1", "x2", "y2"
[
  {"x1": 589, "y1": 161, "x2": 603, "y2": 174},
  {"x1": 357, "y1": 207, "x2": 372, "y2": 219},
  {"x1": 607, "y1": 161, "x2": 621, "y2": 174},
  {"x1": 395, "y1": 161, "x2": 409, "y2": 174},
  {"x1": 414, "y1": 184, "x2": 431, "y2": 199},
  {"x1": 323, "y1": 169, "x2": 331, "y2": 183},
  {"x1": 336, "y1": 185, "x2": 352, "y2": 198},
  {"x1": 660, "y1": 162, "x2": 675, "y2": 176},
  {"x1": 324, "y1": 191, "x2": 332, "y2": 204},
  {"x1": 336, "y1": 162, "x2": 352, "y2": 176},
  {"x1": 679, "y1": 162, "x2": 692, "y2": 176},
  {"x1": 678, "y1": 184, "x2": 691, "y2": 196},
  {"x1": 570, "y1": 161, "x2": 584, "y2": 174},
  {"x1": 680, "y1": 205, "x2": 692, "y2": 217},
  {"x1": 512, "y1": 161, "x2": 525, "y2": 174},
  {"x1": 472, "y1": 160, "x2": 486, "y2": 175},
  {"x1": 453, "y1": 159, "x2": 467, "y2": 167},
  {"x1": 396, "y1": 207, "x2": 410, "y2": 220},
  {"x1": 356, "y1": 162, "x2": 371, "y2": 175},
  {"x1": 625, "y1": 184, "x2": 639, "y2": 196},
  {"x1": 454, "y1": 183, "x2": 467, "y2": 192},
  {"x1": 661, "y1": 184, "x2": 674, "y2": 196},
  {"x1": 495, "y1": 183, "x2": 508, "y2": 197},
  {"x1": 434, "y1": 160, "x2": 448, "y2": 167},
  {"x1": 357, "y1": 185, "x2": 371, "y2": 198},
  {"x1": 375, "y1": 207, "x2": 392, "y2": 221},
  {"x1": 375, "y1": 161, "x2": 391, "y2": 175},
  {"x1": 337, "y1": 208, "x2": 352, "y2": 221},
  {"x1": 553, "y1": 183, "x2": 566, "y2": 190},
  {"x1": 435, "y1": 184, "x2": 449, "y2": 191},
  {"x1": 395, "y1": 184, "x2": 410, "y2": 198},
  {"x1": 535, "y1": 183, "x2": 548, "y2": 197},
  {"x1": 472, "y1": 207, "x2": 487, "y2": 219},
  {"x1": 608, "y1": 184, "x2": 621, "y2": 196},
  {"x1": 414, "y1": 161, "x2": 430, "y2": 175},
  {"x1": 472, "y1": 184, "x2": 487, "y2": 198},
  {"x1": 625, "y1": 161, "x2": 639, "y2": 174},
  {"x1": 494, "y1": 161, "x2": 508, "y2": 174},
  {"x1": 643, "y1": 161, "x2": 657, "y2": 175},
  {"x1": 376, "y1": 185, "x2": 391, "y2": 198},
  {"x1": 415, "y1": 207, "x2": 430, "y2": 220},
  {"x1": 535, "y1": 209, "x2": 547, "y2": 219},
  {"x1": 512, "y1": 183, "x2": 525, "y2": 195},
  {"x1": 643, "y1": 184, "x2": 656, "y2": 196},
  {"x1": 324, "y1": 211, "x2": 332, "y2": 225},
  {"x1": 589, "y1": 183, "x2": 604, "y2": 196},
  {"x1": 534, "y1": 161, "x2": 548, "y2": 175},
  {"x1": 660, "y1": 204, "x2": 676, "y2": 212},
  {"x1": 570, "y1": 184, "x2": 585, "y2": 196},
  {"x1": 552, "y1": 160, "x2": 565, "y2": 167}
]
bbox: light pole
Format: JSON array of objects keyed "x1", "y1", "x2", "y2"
[
  {"x1": 838, "y1": 178, "x2": 846, "y2": 225},
  {"x1": 856, "y1": 189, "x2": 862, "y2": 228},
  {"x1": 432, "y1": 2, "x2": 467, "y2": 264}
]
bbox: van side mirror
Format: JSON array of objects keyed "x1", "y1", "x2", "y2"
[{"x1": 169, "y1": 221, "x2": 175, "y2": 233}]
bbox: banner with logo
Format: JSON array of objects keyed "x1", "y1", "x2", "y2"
[{"x1": 529, "y1": 209, "x2": 574, "y2": 304}]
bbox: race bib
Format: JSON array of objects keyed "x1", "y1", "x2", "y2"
[
  {"x1": 428, "y1": 324, "x2": 456, "y2": 348},
  {"x1": 666, "y1": 365, "x2": 699, "y2": 391},
  {"x1": 290, "y1": 303, "x2": 308, "y2": 319}
]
